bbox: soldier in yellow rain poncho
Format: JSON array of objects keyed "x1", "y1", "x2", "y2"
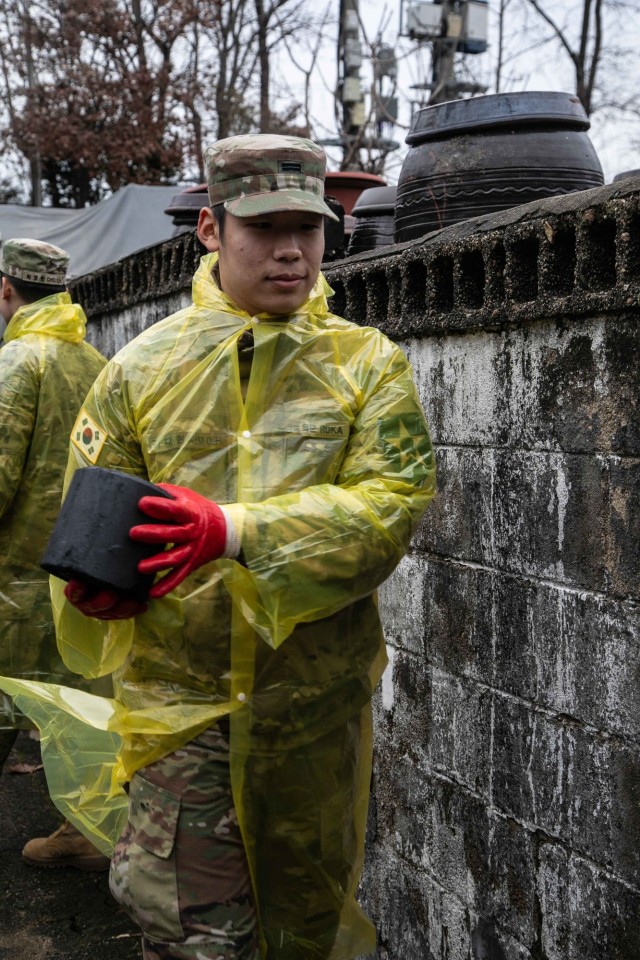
[
  {"x1": 1, "y1": 137, "x2": 436, "y2": 960},
  {"x1": 0, "y1": 239, "x2": 106, "y2": 751},
  {"x1": 0, "y1": 239, "x2": 107, "y2": 863}
]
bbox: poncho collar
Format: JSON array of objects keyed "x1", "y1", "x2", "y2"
[
  {"x1": 3, "y1": 292, "x2": 88, "y2": 345},
  {"x1": 192, "y1": 252, "x2": 334, "y2": 322}
]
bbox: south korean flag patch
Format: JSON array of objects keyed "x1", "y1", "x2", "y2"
[{"x1": 71, "y1": 409, "x2": 108, "y2": 464}]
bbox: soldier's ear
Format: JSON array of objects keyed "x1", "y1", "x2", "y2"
[
  {"x1": 197, "y1": 207, "x2": 220, "y2": 252},
  {"x1": 1, "y1": 277, "x2": 12, "y2": 301}
]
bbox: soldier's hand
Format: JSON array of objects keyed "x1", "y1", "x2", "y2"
[
  {"x1": 131, "y1": 483, "x2": 233, "y2": 599},
  {"x1": 64, "y1": 579, "x2": 148, "y2": 620}
]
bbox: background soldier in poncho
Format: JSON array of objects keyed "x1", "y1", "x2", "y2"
[
  {"x1": 0, "y1": 238, "x2": 108, "y2": 869},
  {"x1": 10, "y1": 137, "x2": 436, "y2": 959}
]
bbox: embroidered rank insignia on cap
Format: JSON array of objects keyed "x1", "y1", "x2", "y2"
[{"x1": 71, "y1": 409, "x2": 108, "y2": 464}]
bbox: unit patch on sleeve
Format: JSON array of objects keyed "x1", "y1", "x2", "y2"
[{"x1": 71, "y1": 409, "x2": 108, "y2": 464}]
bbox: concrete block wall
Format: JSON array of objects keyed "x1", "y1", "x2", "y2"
[
  {"x1": 322, "y1": 180, "x2": 640, "y2": 959},
  {"x1": 71, "y1": 176, "x2": 640, "y2": 960}
]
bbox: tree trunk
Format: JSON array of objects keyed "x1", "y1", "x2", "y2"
[
  {"x1": 22, "y1": 1, "x2": 42, "y2": 205},
  {"x1": 254, "y1": 0, "x2": 270, "y2": 131}
]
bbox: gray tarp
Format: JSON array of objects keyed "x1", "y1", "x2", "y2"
[{"x1": 0, "y1": 184, "x2": 181, "y2": 278}]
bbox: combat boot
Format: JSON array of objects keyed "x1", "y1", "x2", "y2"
[{"x1": 22, "y1": 820, "x2": 111, "y2": 871}]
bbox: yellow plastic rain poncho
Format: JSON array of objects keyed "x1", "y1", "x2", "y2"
[
  {"x1": 2, "y1": 256, "x2": 435, "y2": 959},
  {"x1": 0, "y1": 292, "x2": 106, "y2": 727}
]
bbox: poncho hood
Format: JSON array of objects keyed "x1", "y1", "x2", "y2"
[{"x1": 3, "y1": 292, "x2": 89, "y2": 345}]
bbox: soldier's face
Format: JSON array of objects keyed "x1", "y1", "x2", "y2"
[{"x1": 198, "y1": 208, "x2": 325, "y2": 317}]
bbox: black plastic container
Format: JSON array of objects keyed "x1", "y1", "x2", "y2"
[
  {"x1": 347, "y1": 186, "x2": 397, "y2": 255},
  {"x1": 613, "y1": 169, "x2": 640, "y2": 182},
  {"x1": 41, "y1": 468, "x2": 173, "y2": 601},
  {"x1": 163, "y1": 184, "x2": 209, "y2": 235},
  {"x1": 396, "y1": 91, "x2": 604, "y2": 243}
]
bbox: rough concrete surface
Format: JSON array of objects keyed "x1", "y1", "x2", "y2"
[{"x1": 0, "y1": 733, "x2": 141, "y2": 960}]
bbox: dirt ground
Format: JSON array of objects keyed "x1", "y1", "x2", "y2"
[{"x1": 0, "y1": 732, "x2": 142, "y2": 960}]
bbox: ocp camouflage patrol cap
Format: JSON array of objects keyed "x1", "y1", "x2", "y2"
[
  {"x1": 204, "y1": 134, "x2": 339, "y2": 221},
  {"x1": 0, "y1": 238, "x2": 69, "y2": 286}
]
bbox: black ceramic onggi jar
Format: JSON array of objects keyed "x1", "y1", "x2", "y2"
[
  {"x1": 347, "y1": 186, "x2": 397, "y2": 255},
  {"x1": 395, "y1": 91, "x2": 604, "y2": 243}
]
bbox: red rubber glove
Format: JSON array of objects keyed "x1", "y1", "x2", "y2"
[
  {"x1": 130, "y1": 483, "x2": 230, "y2": 599},
  {"x1": 64, "y1": 579, "x2": 148, "y2": 620}
]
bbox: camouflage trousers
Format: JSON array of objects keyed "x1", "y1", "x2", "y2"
[{"x1": 110, "y1": 724, "x2": 260, "y2": 960}]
